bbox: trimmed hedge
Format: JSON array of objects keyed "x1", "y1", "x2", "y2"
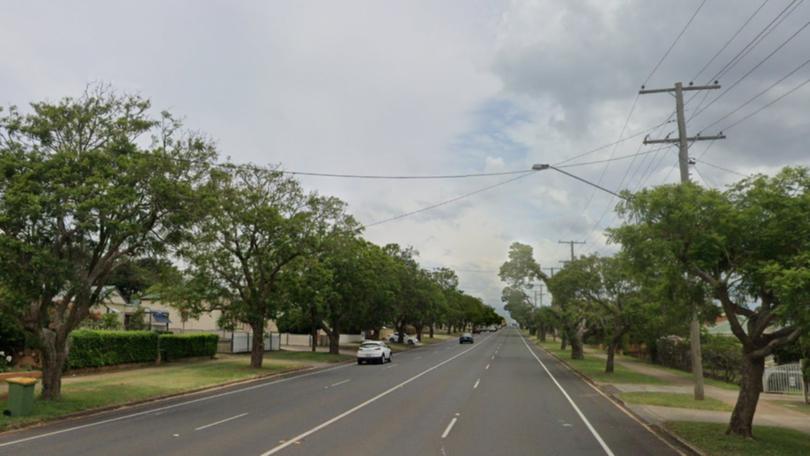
[
  {"x1": 68, "y1": 330, "x2": 158, "y2": 369},
  {"x1": 159, "y1": 334, "x2": 218, "y2": 361},
  {"x1": 67, "y1": 330, "x2": 219, "y2": 369}
]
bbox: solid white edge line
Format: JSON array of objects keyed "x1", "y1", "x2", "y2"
[
  {"x1": 441, "y1": 417, "x2": 458, "y2": 439},
  {"x1": 519, "y1": 333, "x2": 615, "y2": 456},
  {"x1": 0, "y1": 363, "x2": 352, "y2": 449},
  {"x1": 194, "y1": 412, "x2": 248, "y2": 431},
  {"x1": 258, "y1": 334, "x2": 493, "y2": 456}
]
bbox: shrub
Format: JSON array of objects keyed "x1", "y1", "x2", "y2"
[
  {"x1": 158, "y1": 333, "x2": 218, "y2": 361},
  {"x1": 655, "y1": 334, "x2": 743, "y2": 384},
  {"x1": 68, "y1": 330, "x2": 158, "y2": 369},
  {"x1": 0, "y1": 315, "x2": 25, "y2": 358}
]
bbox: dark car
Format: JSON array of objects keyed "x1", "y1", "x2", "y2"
[{"x1": 459, "y1": 333, "x2": 474, "y2": 344}]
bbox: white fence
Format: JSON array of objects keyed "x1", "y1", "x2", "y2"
[
  {"x1": 228, "y1": 331, "x2": 280, "y2": 353},
  {"x1": 763, "y1": 362, "x2": 805, "y2": 395}
]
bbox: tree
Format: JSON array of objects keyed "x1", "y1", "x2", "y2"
[
  {"x1": 0, "y1": 87, "x2": 213, "y2": 399},
  {"x1": 107, "y1": 257, "x2": 178, "y2": 304},
  {"x1": 613, "y1": 168, "x2": 810, "y2": 437},
  {"x1": 173, "y1": 165, "x2": 354, "y2": 367}
]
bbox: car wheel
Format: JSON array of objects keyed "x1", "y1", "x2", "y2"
[{"x1": 387, "y1": 353, "x2": 392, "y2": 363}]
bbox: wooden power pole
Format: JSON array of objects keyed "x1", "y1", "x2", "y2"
[
  {"x1": 640, "y1": 81, "x2": 725, "y2": 401},
  {"x1": 558, "y1": 240, "x2": 585, "y2": 262}
]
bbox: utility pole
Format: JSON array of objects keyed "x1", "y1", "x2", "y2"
[
  {"x1": 640, "y1": 81, "x2": 725, "y2": 401},
  {"x1": 558, "y1": 240, "x2": 585, "y2": 262},
  {"x1": 542, "y1": 267, "x2": 557, "y2": 277}
]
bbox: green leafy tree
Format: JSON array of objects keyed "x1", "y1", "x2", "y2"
[
  {"x1": 613, "y1": 168, "x2": 810, "y2": 437},
  {"x1": 172, "y1": 166, "x2": 354, "y2": 367},
  {"x1": 0, "y1": 87, "x2": 213, "y2": 399}
]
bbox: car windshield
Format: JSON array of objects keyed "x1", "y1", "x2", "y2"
[{"x1": 462, "y1": 333, "x2": 472, "y2": 337}]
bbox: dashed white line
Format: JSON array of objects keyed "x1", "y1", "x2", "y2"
[
  {"x1": 194, "y1": 412, "x2": 248, "y2": 431},
  {"x1": 491, "y1": 355, "x2": 495, "y2": 360},
  {"x1": 441, "y1": 417, "x2": 458, "y2": 439},
  {"x1": 473, "y1": 378, "x2": 480, "y2": 389},
  {"x1": 485, "y1": 364, "x2": 490, "y2": 370},
  {"x1": 259, "y1": 336, "x2": 491, "y2": 455},
  {"x1": 383, "y1": 363, "x2": 397, "y2": 370},
  {"x1": 329, "y1": 379, "x2": 350, "y2": 388}
]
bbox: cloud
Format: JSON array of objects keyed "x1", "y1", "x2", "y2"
[{"x1": 2, "y1": 0, "x2": 809, "y2": 312}]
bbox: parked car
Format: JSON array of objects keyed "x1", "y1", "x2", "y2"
[
  {"x1": 356, "y1": 340, "x2": 392, "y2": 365},
  {"x1": 387, "y1": 332, "x2": 418, "y2": 345},
  {"x1": 459, "y1": 333, "x2": 474, "y2": 344}
]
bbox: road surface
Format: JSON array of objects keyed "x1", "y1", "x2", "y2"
[{"x1": 0, "y1": 329, "x2": 680, "y2": 455}]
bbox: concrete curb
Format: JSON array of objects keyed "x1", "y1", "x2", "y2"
[
  {"x1": 0, "y1": 360, "x2": 352, "y2": 436},
  {"x1": 534, "y1": 341, "x2": 706, "y2": 456}
]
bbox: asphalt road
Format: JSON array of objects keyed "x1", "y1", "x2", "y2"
[{"x1": 0, "y1": 329, "x2": 680, "y2": 456}]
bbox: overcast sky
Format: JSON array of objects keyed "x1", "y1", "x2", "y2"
[{"x1": 3, "y1": 0, "x2": 809, "y2": 314}]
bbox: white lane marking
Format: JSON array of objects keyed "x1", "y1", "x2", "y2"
[
  {"x1": 491, "y1": 355, "x2": 495, "y2": 360},
  {"x1": 519, "y1": 333, "x2": 615, "y2": 456},
  {"x1": 485, "y1": 364, "x2": 490, "y2": 370},
  {"x1": 0, "y1": 363, "x2": 352, "y2": 449},
  {"x1": 383, "y1": 363, "x2": 397, "y2": 370},
  {"x1": 416, "y1": 356, "x2": 422, "y2": 360},
  {"x1": 194, "y1": 412, "x2": 248, "y2": 431},
  {"x1": 259, "y1": 336, "x2": 492, "y2": 456},
  {"x1": 473, "y1": 379, "x2": 480, "y2": 389},
  {"x1": 329, "y1": 379, "x2": 350, "y2": 388},
  {"x1": 441, "y1": 417, "x2": 458, "y2": 439}
]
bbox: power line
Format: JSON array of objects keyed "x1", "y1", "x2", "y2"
[
  {"x1": 691, "y1": 20, "x2": 810, "y2": 121},
  {"x1": 552, "y1": 119, "x2": 672, "y2": 166},
  {"x1": 556, "y1": 145, "x2": 669, "y2": 168},
  {"x1": 642, "y1": 0, "x2": 708, "y2": 86},
  {"x1": 690, "y1": 0, "x2": 773, "y2": 82},
  {"x1": 282, "y1": 169, "x2": 532, "y2": 180},
  {"x1": 361, "y1": 171, "x2": 537, "y2": 228},
  {"x1": 698, "y1": 57, "x2": 810, "y2": 133},
  {"x1": 721, "y1": 73, "x2": 810, "y2": 131},
  {"x1": 695, "y1": 158, "x2": 748, "y2": 177}
]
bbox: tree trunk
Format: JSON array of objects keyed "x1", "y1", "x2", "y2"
[
  {"x1": 250, "y1": 322, "x2": 265, "y2": 368},
  {"x1": 39, "y1": 329, "x2": 70, "y2": 400},
  {"x1": 539, "y1": 326, "x2": 547, "y2": 342},
  {"x1": 605, "y1": 342, "x2": 616, "y2": 374},
  {"x1": 570, "y1": 321, "x2": 586, "y2": 360},
  {"x1": 689, "y1": 305, "x2": 705, "y2": 401},
  {"x1": 429, "y1": 323, "x2": 434, "y2": 339},
  {"x1": 726, "y1": 354, "x2": 765, "y2": 438},
  {"x1": 310, "y1": 326, "x2": 318, "y2": 352},
  {"x1": 396, "y1": 321, "x2": 406, "y2": 344},
  {"x1": 415, "y1": 324, "x2": 423, "y2": 342},
  {"x1": 328, "y1": 327, "x2": 340, "y2": 354},
  {"x1": 560, "y1": 331, "x2": 568, "y2": 350}
]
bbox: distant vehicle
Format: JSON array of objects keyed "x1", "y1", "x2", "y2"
[
  {"x1": 459, "y1": 333, "x2": 474, "y2": 344},
  {"x1": 387, "y1": 333, "x2": 418, "y2": 345},
  {"x1": 356, "y1": 340, "x2": 392, "y2": 364}
]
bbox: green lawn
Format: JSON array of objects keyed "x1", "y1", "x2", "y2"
[
  {"x1": 666, "y1": 421, "x2": 810, "y2": 456},
  {"x1": 536, "y1": 340, "x2": 664, "y2": 384},
  {"x1": 619, "y1": 392, "x2": 732, "y2": 411},
  {"x1": 266, "y1": 351, "x2": 353, "y2": 363},
  {"x1": 620, "y1": 357, "x2": 740, "y2": 391},
  {"x1": 0, "y1": 355, "x2": 310, "y2": 432}
]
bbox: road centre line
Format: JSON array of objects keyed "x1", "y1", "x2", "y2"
[
  {"x1": 441, "y1": 417, "x2": 458, "y2": 439},
  {"x1": 259, "y1": 334, "x2": 493, "y2": 455},
  {"x1": 383, "y1": 363, "x2": 397, "y2": 370},
  {"x1": 0, "y1": 363, "x2": 352, "y2": 449},
  {"x1": 194, "y1": 413, "x2": 248, "y2": 431},
  {"x1": 473, "y1": 379, "x2": 480, "y2": 389},
  {"x1": 519, "y1": 333, "x2": 615, "y2": 456},
  {"x1": 329, "y1": 379, "x2": 350, "y2": 388},
  {"x1": 485, "y1": 364, "x2": 490, "y2": 370}
]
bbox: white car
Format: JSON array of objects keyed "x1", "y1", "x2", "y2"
[
  {"x1": 356, "y1": 340, "x2": 392, "y2": 365},
  {"x1": 387, "y1": 333, "x2": 418, "y2": 345}
]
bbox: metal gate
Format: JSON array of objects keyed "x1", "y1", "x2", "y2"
[
  {"x1": 230, "y1": 332, "x2": 280, "y2": 353},
  {"x1": 763, "y1": 362, "x2": 805, "y2": 395}
]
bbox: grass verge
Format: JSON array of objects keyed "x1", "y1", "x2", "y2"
[
  {"x1": 535, "y1": 340, "x2": 664, "y2": 384},
  {"x1": 266, "y1": 351, "x2": 353, "y2": 363},
  {"x1": 0, "y1": 354, "x2": 336, "y2": 432},
  {"x1": 666, "y1": 421, "x2": 810, "y2": 456},
  {"x1": 618, "y1": 392, "x2": 732, "y2": 411}
]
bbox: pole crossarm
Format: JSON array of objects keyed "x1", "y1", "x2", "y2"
[
  {"x1": 638, "y1": 84, "x2": 720, "y2": 94},
  {"x1": 644, "y1": 134, "x2": 726, "y2": 144}
]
